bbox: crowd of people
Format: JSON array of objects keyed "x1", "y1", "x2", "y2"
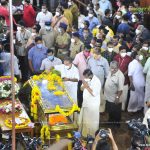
[{"x1": 0, "y1": 0, "x2": 150, "y2": 149}]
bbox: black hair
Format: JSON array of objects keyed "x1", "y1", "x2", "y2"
[
  {"x1": 0, "y1": 15, "x2": 5, "y2": 21},
  {"x1": 34, "y1": 23, "x2": 41, "y2": 33},
  {"x1": 47, "y1": 49, "x2": 54, "y2": 54},
  {"x1": 83, "y1": 69, "x2": 93, "y2": 77},
  {"x1": 63, "y1": 57, "x2": 72, "y2": 63},
  {"x1": 4, "y1": 43, "x2": 10, "y2": 52},
  {"x1": 113, "y1": 35, "x2": 120, "y2": 40},
  {"x1": 131, "y1": 51, "x2": 138, "y2": 59},
  {"x1": 96, "y1": 139, "x2": 110, "y2": 150},
  {"x1": 107, "y1": 41, "x2": 114, "y2": 46},
  {"x1": 18, "y1": 20, "x2": 25, "y2": 27},
  {"x1": 25, "y1": 0, "x2": 30, "y2": 3},
  {"x1": 105, "y1": 9, "x2": 111, "y2": 16},
  {"x1": 1, "y1": 0, "x2": 7, "y2": 6},
  {"x1": 35, "y1": 36, "x2": 42, "y2": 42},
  {"x1": 122, "y1": 14, "x2": 128, "y2": 21}
]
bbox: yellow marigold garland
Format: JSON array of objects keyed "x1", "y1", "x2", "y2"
[
  {"x1": 5, "y1": 117, "x2": 30, "y2": 129},
  {"x1": 31, "y1": 85, "x2": 41, "y2": 120},
  {"x1": 0, "y1": 76, "x2": 17, "y2": 82},
  {"x1": 55, "y1": 104, "x2": 80, "y2": 116},
  {"x1": 53, "y1": 91, "x2": 65, "y2": 96},
  {"x1": 40, "y1": 125, "x2": 50, "y2": 143}
]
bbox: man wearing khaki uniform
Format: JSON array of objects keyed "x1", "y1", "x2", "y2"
[
  {"x1": 55, "y1": 23, "x2": 71, "y2": 60},
  {"x1": 70, "y1": 32, "x2": 84, "y2": 59}
]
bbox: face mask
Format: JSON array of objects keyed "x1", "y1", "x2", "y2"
[
  {"x1": 45, "y1": 26, "x2": 51, "y2": 30},
  {"x1": 115, "y1": 15, "x2": 121, "y2": 19},
  {"x1": 90, "y1": 43, "x2": 94, "y2": 48},
  {"x1": 64, "y1": 65, "x2": 70, "y2": 70},
  {"x1": 71, "y1": 38, "x2": 75, "y2": 43},
  {"x1": 87, "y1": 7, "x2": 90, "y2": 11},
  {"x1": 42, "y1": 9, "x2": 46, "y2": 13},
  {"x1": 132, "y1": 18, "x2": 137, "y2": 23},
  {"x1": 83, "y1": 33, "x2": 88, "y2": 38},
  {"x1": 58, "y1": 28, "x2": 62, "y2": 33},
  {"x1": 37, "y1": 44, "x2": 43, "y2": 49},
  {"x1": 80, "y1": 23, "x2": 85, "y2": 29},
  {"x1": 22, "y1": 1, "x2": 25, "y2": 5},
  {"x1": 83, "y1": 51, "x2": 90, "y2": 58},
  {"x1": 88, "y1": 14, "x2": 93, "y2": 18},
  {"x1": 108, "y1": 48, "x2": 113, "y2": 52},
  {"x1": 68, "y1": 2, "x2": 72, "y2": 6},
  {"x1": 17, "y1": 27, "x2": 21, "y2": 31},
  {"x1": 142, "y1": 47, "x2": 148, "y2": 51},
  {"x1": 138, "y1": 55, "x2": 143, "y2": 61},
  {"x1": 56, "y1": 12, "x2": 60, "y2": 17},
  {"x1": 122, "y1": 9, "x2": 127, "y2": 15},
  {"x1": 84, "y1": 78, "x2": 91, "y2": 82},
  {"x1": 31, "y1": 33, "x2": 36, "y2": 36},
  {"x1": 13, "y1": 39, "x2": 16, "y2": 44},
  {"x1": 48, "y1": 55, "x2": 54, "y2": 61},
  {"x1": 120, "y1": 52, "x2": 126, "y2": 58},
  {"x1": 135, "y1": 29, "x2": 141, "y2": 35}
]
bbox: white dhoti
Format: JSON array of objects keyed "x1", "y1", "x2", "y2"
[
  {"x1": 121, "y1": 85, "x2": 128, "y2": 111},
  {"x1": 128, "y1": 86, "x2": 145, "y2": 112},
  {"x1": 78, "y1": 106, "x2": 99, "y2": 137}
]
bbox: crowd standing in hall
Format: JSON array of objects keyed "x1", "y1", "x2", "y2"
[{"x1": 0, "y1": 0, "x2": 150, "y2": 148}]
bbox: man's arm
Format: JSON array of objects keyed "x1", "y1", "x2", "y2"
[
  {"x1": 28, "y1": 59, "x2": 34, "y2": 73},
  {"x1": 108, "y1": 128, "x2": 118, "y2": 150}
]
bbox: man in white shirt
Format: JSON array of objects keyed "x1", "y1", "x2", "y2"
[
  {"x1": 40, "y1": 49, "x2": 62, "y2": 72},
  {"x1": 36, "y1": 4, "x2": 53, "y2": 28},
  {"x1": 55, "y1": 57, "x2": 79, "y2": 104}
]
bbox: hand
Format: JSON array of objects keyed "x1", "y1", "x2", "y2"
[
  {"x1": 82, "y1": 80, "x2": 89, "y2": 88},
  {"x1": 95, "y1": 133, "x2": 101, "y2": 142},
  {"x1": 114, "y1": 96, "x2": 120, "y2": 104},
  {"x1": 108, "y1": 128, "x2": 114, "y2": 141},
  {"x1": 130, "y1": 83, "x2": 135, "y2": 91},
  {"x1": 63, "y1": 77, "x2": 70, "y2": 81}
]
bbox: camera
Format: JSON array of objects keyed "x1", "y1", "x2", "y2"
[
  {"x1": 99, "y1": 129, "x2": 109, "y2": 139},
  {"x1": 127, "y1": 119, "x2": 149, "y2": 136}
]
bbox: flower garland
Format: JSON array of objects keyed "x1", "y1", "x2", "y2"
[
  {"x1": 40, "y1": 125, "x2": 50, "y2": 143},
  {"x1": 31, "y1": 84, "x2": 41, "y2": 120},
  {"x1": 5, "y1": 117, "x2": 30, "y2": 129},
  {"x1": 55, "y1": 104, "x2": 80, "y2": 116},
  {"x1": 0, "y1": 76, "x2": 17, "y2": 82},
  {"x1": 53, "y1": 91, "x2": 65, "y2": 96}
]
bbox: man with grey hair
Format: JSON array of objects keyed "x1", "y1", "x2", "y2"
[
  {"x1": 104, "y1": 61, "x2": 125, "y2": 127},
  {"x1": 135, "y1": 25, "x2": 150, "y2": 41}
]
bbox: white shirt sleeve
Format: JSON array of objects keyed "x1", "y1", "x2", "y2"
[
  {"x1": 128, "y1": 61, "x2": 135, "y2": 76},
  {"x1": 143, "y1": 57, "x2": 150, "y2": 74},
  {"x1": 92, "y1": 76, "x2": 101, "y2": 97},
  {"x1": 73, "y1": 66, "x2": 80, "y2": 81},
  {"x1": 36, "y1": 12, "x2": 40, "y2": 22}
]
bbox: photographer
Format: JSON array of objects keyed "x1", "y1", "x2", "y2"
[{"x1": 92, "y1": 128, "x2": 118, "y2": 150}]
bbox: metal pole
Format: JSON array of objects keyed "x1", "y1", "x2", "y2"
[{"x1": 9, "y1": 0, "x2": 16, "y2": 149}]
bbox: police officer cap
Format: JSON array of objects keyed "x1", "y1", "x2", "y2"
[
  {"x1": 59, "y1": 22, "x2": 68, "y2": 30},
  {"x1": 72, "y1": 32, "x2": 80, "y2": 38}
]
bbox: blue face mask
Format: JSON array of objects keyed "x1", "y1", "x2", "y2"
[
  {"x1": 37, "y1": 44, "x2": 43, "y2": 49},
  {"x1": 48, "y1": 55, "x2": 54, "y2": 61}
]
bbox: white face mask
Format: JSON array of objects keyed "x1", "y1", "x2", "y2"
[
  {"x1": 142, "y1": 47, "x2": 149, "y2": 51},
  {"x1": 90, "y1": 43, "x2": 94, "y2": 48},
  {"x1": 42, "y1": 9, "x2": 46, "y2": 13},
  {"x1": 56, "y1": 12, "x2": 60, "y2": 17},
  {"x1": 68, "y1": 2, "x2": 72, "y2": 6},
  {"x1": 120, "y1": 52, "x2": 126, "y2": 58},
  {"x1": 84, "y1": 78, "x2": 91, "y2": 82},
  {"x1": 87, "y1": 7, "x2": 90, "y2": 11},
  {"x1": 71, "y1": 38, "x2": 75, "y2": 43},
  {"x1": 139, "y1": 55, "x2": 143, "y2": 61},
  {"x1": 135, "y1": 29, "x2": 141, "y2": 35},
  {"x1": 58, "y1": 28, "x2": 62, "y2": 33},
  {"x1": 17, "y1": 27, "x2": 21, "y2": 31},
  {"x1": 80, "y1": 23, "x2": 85, "y2": 29},
  {"x1": 45, "y1": 26, "x2": 51, "y2": 30},
  {"x1": 132, "y1": 18, "x2": 137, "y2": 23},
  {"x1": 88, "y1": 14, "x2": 93, "y2": 18},
  {"x1": 31, "y1": 33, "x2": 36, "y2": 36},
  {"x1": 115, "y1": 15, "x2": 121, "y2": 19},
  {"x1": 108, "y1": 48, "x2": 113, "y2": 52},
  {"x1": 22, "y1": 1, "x2": 25, "y2": 5},
  {"x1": 64, "y1": 65, "x2": 70, "y2": 70}
]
